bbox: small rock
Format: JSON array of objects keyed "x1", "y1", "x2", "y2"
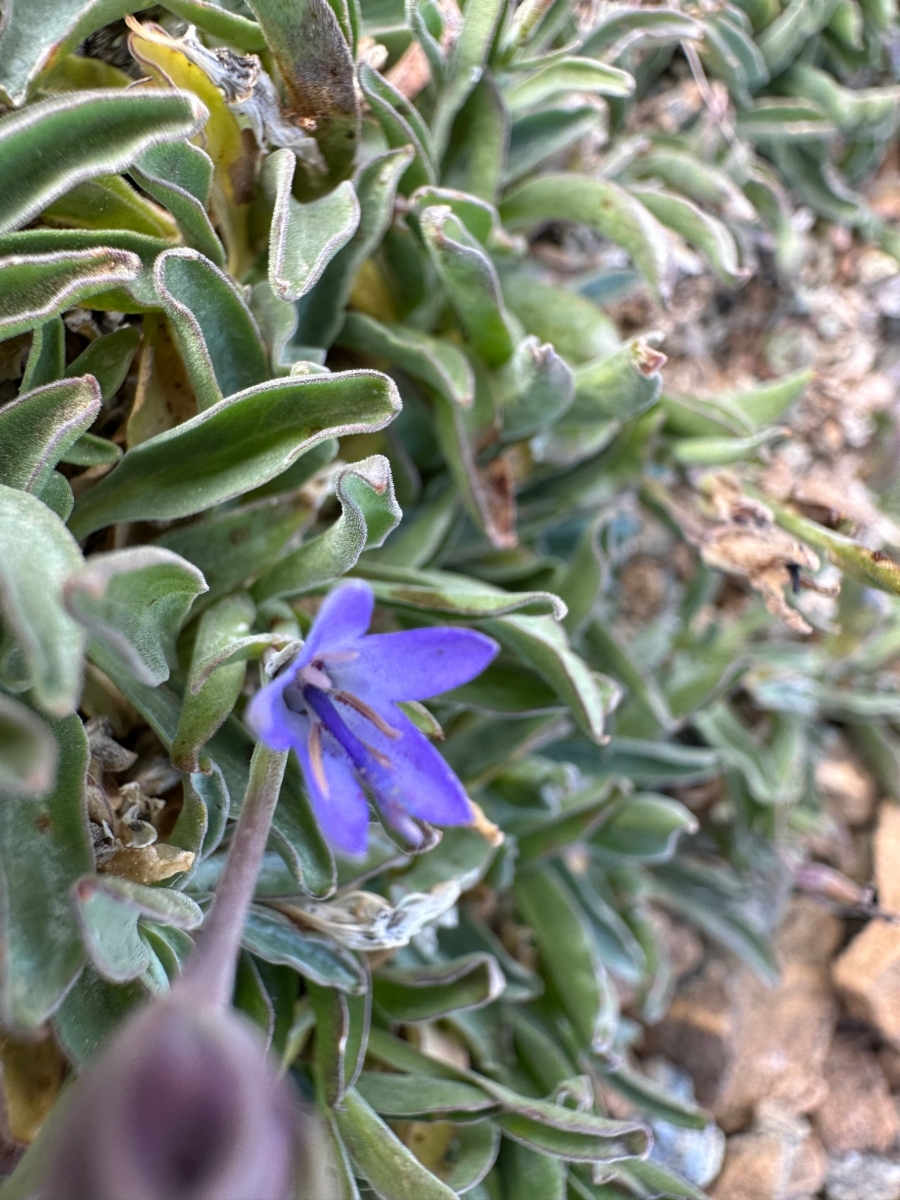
[
  {"x1": 814, "y1": 1035, "x2": 899, "y2": 1154},
  {"x1": 711, "y1": 1105, "x2": 823, "y2": 1200},
  {"x1": 653, "y1": 909, "x2": 705, "y2": 981},
  {"x1": 833, "y1": 923, "x2": 900, "y2": 1048},
  {"x1": 875, "y1": 803, "x2": 900, "y2": 914},
  {"x1": 647, "y1": 900, "x2": 839, "y2": 1132},
  {"x1": 788, "y1": 1132, "x2": 828, "y2": 1199},
  {"x1": 644, "y1": 1059, "x2": 726, "y2": 1188},
  {"x1": 878, "y1": 1045, "x2": 900, "y2": 1089},
  {"x1": 711, "y1": 1128, "x2": 791, "y2": 1200},
  {"x1": 777, "y1": 896, "x2": 845, "y2": 970},
  {"x1": 825, "y1": 1152, "x2": 900, "y2": 1200},
  {"x1": 816, "y1": 754, "x2": 878, "y2": 828},
  {"x1": 643, "y1": 958, "x2": 736, "y2": 1108}
]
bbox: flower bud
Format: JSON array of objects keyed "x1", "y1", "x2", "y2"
[{"x1": 43, "y1": 997, "x2": 327, "y2": 1200}]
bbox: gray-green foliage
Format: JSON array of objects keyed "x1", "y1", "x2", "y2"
[{"x1": 0, "y1": 0, "x2": 899, "y2": 1196}]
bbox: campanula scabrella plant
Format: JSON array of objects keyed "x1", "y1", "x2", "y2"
[
  {"x1": 247, "y1": 580, "x2": 499, "y2": 855},
  {"x1": 2, "y1": 0, "x2": 900, "y2": 1195}
]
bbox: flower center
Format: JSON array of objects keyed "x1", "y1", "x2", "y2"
[{"x1": 283, "y1": 658, "x2": 401, "y2": 801}]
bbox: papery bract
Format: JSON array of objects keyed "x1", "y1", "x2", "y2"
[{"x1": 247, "y1": 579, "x2": 498, "y2": 855}]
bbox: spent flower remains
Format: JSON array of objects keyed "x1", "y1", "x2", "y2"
[{"x1": 248, "y1": 580, "x2": 498, "y2": 855}]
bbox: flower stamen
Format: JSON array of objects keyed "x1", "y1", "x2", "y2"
[
  {"x1": 335, "y1": 691, "x2": 401, "y2": 740},
  {"x1": 308, "y1": 722, "x2": 330, "y2": 798},
  {"x1": 299, "y1": 663, "x2": 333, "y2": 690}
]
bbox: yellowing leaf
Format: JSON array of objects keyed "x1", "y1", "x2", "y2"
[{"x1": 126, "y1": 17, "x2": 254, "y2": 276}]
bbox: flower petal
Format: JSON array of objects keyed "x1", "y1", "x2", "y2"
[
  {"x1": 334, "y1": 699, "x2": 473, "y2": 831},
  {"x1": 245, "y1": 672, "x2": 298, "y2": 751},
  {"x1": 299, "y1": 580, "x2": 374, "y2": 665},
  {"x1": 337, "y1": 628, "x2": 499, "y2": 701},
  {"x1": 295, "y1": 729, "x2": 371, "y2": 858}
]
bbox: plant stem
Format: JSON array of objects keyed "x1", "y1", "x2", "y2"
[{"x1": 177, "y1": 742, "x2": 287, "y2": 1009}]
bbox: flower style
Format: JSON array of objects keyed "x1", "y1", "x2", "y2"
[{"x1": 247, "y1": 580, "x2": 499, "y2": 856}]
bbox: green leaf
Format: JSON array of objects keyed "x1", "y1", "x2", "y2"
[
  {"x1": 0, "y1": 88, "x2": 206, "y2": 234},
  {"x1": 671, "y1": 426, "x2": 788, "y2": 466},
  {"x1": 294, "y1": 147, "x2": 413, "y2": 346},
  {"x1": 155, "y1": 247, "x2": 269, "y2": 411},
  {"x1": 0, "y1": 714, "x2": 92, "y2": 1028},
  {"x1": 570, "y1": 336, "x2": 665, "y2": 421},
  {"x1": 768, "y1": 497, "x2": 900, "y2": 597},
  {"x1": 172, "y1": 593, "x2": 256, "y2": 771},
  {"x1": 354, "y1": 1072, "x2": 497, "y2": 1119},
  {"x1": 735, "y1": 98, "x2": 836, "y2": 141},
  {"x1": 430, "y1": 0, "x2": 505, "y2": 156},
  {"x1": 130, "y1": 139, "x2": 225, "y2": 265},
  {"x1": 627, "y1": 147, "x2": 756, "y2": 223},
  {"x1": 69, "y1": 370, "x2": 401, "y2": 536},
  {"x1": 582, "y1": 5, "x2": 703, "y2": 53},
  {"x1": 547, "y1": 736, "x2": 721, "y2": 788},
  {"x1": 599, "y1": 1061, "x2": 709, "y2": 1132},
  {"x1": 443, "y1": 656, "x2": 561, "y2": 717},
  {"x1": 593, "y1": 795, "x2": 697, "y2": 862},
  {"x1": 65, "y1": 327, "x2": 141, "y2": 405},
  {"x1": 0, "y1": 486, "x2": 84, "y2": 717},
  {"x1": 501, "y1": 176, "x2": 674, "y2": 299},
  {"x1": 500, "y1": 1141, "x2": 566, "y2": 1200},
  {"x1": 0, "y1": 249, "x2": 142, "y2": 342},
  {"x1": 0, "y1": 0, "x2": 135, "y2": 103},
  {"x1": 155, "y1": 491, "x2": 324, "y2": 606},
  {"x1": 21, "y1": 317, "x2": 65, "y2": 392},
  {"x1": 52, "y1": 967, "x2": 148, "y2": 1067},
  {"x1": 650, "y1": 861, "x2": 779, "y2": 983},
  {"x1": 505, "y1": 57, "x2": 634, "y2": 111},
  {"x1": 40, "y1": 172, "x2": 179, "y2": 239},
  {"x1": 629, "y1": 186, "x2": 749, "y2": 286},
  {"x1": 514, "y1": 864, "x2": 617, "y2": 1053},
  {"x1": 246, "y1": 0, "x2": 359, "y2": 183},
  {"x1": 758, "y1": 0, "x2": 842, "y2": 76},
  {"x1": 159, "y1": 0, "x2": 268, "y2": 48},
  {"x1": 335, "y1": 1089, "x2": 459, "y2": 1200},
  {"x1": 338, "y1": 312, "x2": 475, "y2": 407},
  {"x1": 419, "y1": 206, "x2": 518, "y2": 367},
  {"x1": 253, "y1": 455, "x2": 401, "y2": 602},
  {"x1": 431, "y1": 390, "x2": 516, "y2": 549},
  {"x1": 61, "y1": 432, "x2": 123, "y2": 468},
  {"x1": 484, "y1": 613, "x2": 610, "y2": 743},
  {"x1": 409, "y1": 187, "x2": 503, "y2": 248},
  {"x1": 71, "y1": 875, "x2": 202, "y2": 983},
  {"x1": 0, "y1": 694, "x2": 58, "y2": 799},
  {"x1": 0, "y1": 377, "x2": 101, "y2": 493},
  {"x1": 496, "y1": 336, "x2": 574, "y2": 441},
  {"x1": 415, "y1": 1120, "x2": 501, "y2": 1193},
  {"x1": 266, "y1": 149, "x2": 360, "y2": 300},
  {"x1": 373, "y1": 954, "x2": 505, "y2": 1022},
  {"x1": 358, "y1": 562, "x2": 566, "y2": 618},
  {"x1": 501, "y1": 273, "x2": 619, "y2": 366},
  {"x1": 65, "y1": 547, "x2": 207, "y2": 687},
  {"x1": 505, "y1": 105, "x2": 597, "y2": 188},
  {"x1": 358, "y1": 64, "x2": 435, "y2": 194},
  {"x1": 242, "y1": 906, "x2": 366, "y2": 992},
  {"x1": 442, "y1": 76, "x2": 509, "y2": 204},
  {"x1": 308, "y1": 980, "x2": 371, "y2": 1106}
]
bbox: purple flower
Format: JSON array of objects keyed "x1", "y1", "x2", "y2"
[{"x1": 247, "y1": 580, "x2": 498, "y2": 856}]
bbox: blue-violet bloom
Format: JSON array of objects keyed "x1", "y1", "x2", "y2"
[{"x1": 247, "y1": 580, "x2": 499, "y2": 856}]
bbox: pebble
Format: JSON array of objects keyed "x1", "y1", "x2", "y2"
[{"x1": 825, "y1": 1152, "x2": 900, "y2": 1200}]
